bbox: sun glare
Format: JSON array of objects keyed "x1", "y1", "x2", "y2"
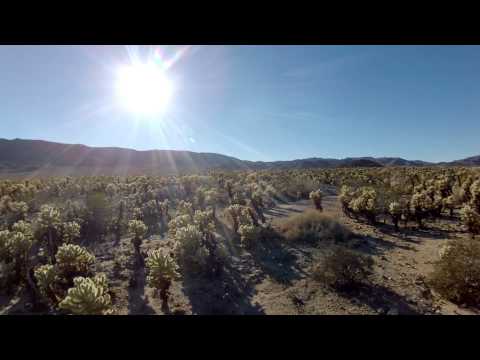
[{"x1": 116, "y1": 63, "x2": 173, "y2": 115}]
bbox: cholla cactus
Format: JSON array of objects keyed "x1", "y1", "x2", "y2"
[
  {"x1": 167, "y1": 214, "x2": 192, "y2": 240},
  {"x1": 238, "y1": 224, "x2": 261, "y2": 248},
  {"x1": 174, "y1": 224, "x2": 209, "y2": 272},
  {"x1": 146, "y1": 249, "x2": 179, "y2": 302},
  {"x1": 193, "y1": 209, "x2": 215, "y2": 235},
  {"x1": 55, "y1": 244, "x2": 95, "y2": 276},
  {"x1": 339, "y1": 185, "x2": 354, "y2": 216},
  {"x1": 128, "y1": 220, "x2": 147, "y2": 239},
  {"x1": 309, "y1": 190, "x2": 323, "y2": 211},
  {"x1": 176, "y1": 200, "x2": 194, "y2": 217},
  {"x1": 61, "y1": 221, "x2": 81, "y2": 243},
  {"x1": 11, "y1": 220, "x2": 33, "y2": 238},
  {"x1": 410, "y1": 191, "x2": 433, "y2": 228},
  {"x1": 37, "y1": 204, "x2": 62, "y2": 261},
  {"x1": 388, "y1": 201, "x2": 402, "y2": 230},
  {"x1": 34, "y1": 264, "x2": 59, "y2": 304},
  {"x1": 58, "y1": 274, "x2": 112, "y2": 315},
  {"x1": 470, "y1": 180, "x2": 480, "y2": 212},
  {"x1": 460, "y1": 204, "x2": 480, "y2": 237},
  {"x1": 226, "y1": 204, "x2": 253, "y2": 233},
  {"x1": 349, "y1": 187, "x2": 378, "y2": 224},
  {"x1": 37, "y1": 204, "x2": 61, "y2": 231}
]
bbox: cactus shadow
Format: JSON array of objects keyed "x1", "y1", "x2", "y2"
[
  {"x1": 181, "y1": 261, "x2": 265, "y2": 315},
  {"x1": 127, "y1": 261, "x2": 156, "y2": 315}
]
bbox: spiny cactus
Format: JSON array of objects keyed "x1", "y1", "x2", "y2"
[
  {"x1": 460, "y1": 204, "x2": 480, "y2": 237},
  {"x1": 410, "y1": 191, "x2": 434, "y2": 228},
  {"x1": 174, "y1": 224, "x2": 210, "y2": 273},
  {"x1": 146, "y1": 249, "x2": 179, "y2": 303},
  {"x1": 128, "y1": 219, "x2": 147, "y2": 240},
  {"x1": 58, "y1": 274, "x2": 112, "y2": 315},
  {"x1": 167, "y1": 214, "x2": 192, "y2": 239},
  {"x1": 238, "y1": 224, "x2": 261, "y2": 249},
  {"x1": 61, "y1": 221, "x2": 81, "y2": 243},
  {"x1": 55, "y1": 244, "x2": 95, "y2": 277},
  {"x1": 34, "y1": 264, "x2": 59, "y2": 304},
  {"x1": 309, "y1": 190, "x2": 323, "y2": 211},
  {"x1": 349, "y1": 187, "x2": 378, "y2": 224},
  {"x1": 37, "y1": 204, "x2": 62, "y2": 261},
  {"x1": 37, "y1": 204, "x2": 62, "y2": 231},
  {"x1": 388, "y1": 201, "x2": 402, "y2": 230}
]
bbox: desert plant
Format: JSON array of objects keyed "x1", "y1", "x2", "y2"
[
  {"x1": 313, "y1": 245, "x2": 373, "y2": 290},
  {"x1": 279, "y1": 210, "x2": 352, "y2": 244},
  {"x1": 58, "y1": 274, "x2": 112, "y2": 315},
  {"x1": 55, "y1": 243, "x2": 95, "y2": 278},
  {"x1": 146, "y1": 249, "x2": 179, "y2": 303},
  {"x1": 459, "y1": 204, "x2": 480, "y2": 238},
  {"x1": 238, "y1": 224, "x2": 261, "y2": 249},
  {"x1": 128, "y1": 220, "x2": 147, "y2": 263},
  {"x1": 37, "y1": 204, "x2": 62, "y2": 261},
  {"x1": 309, "y1": 190, "x2": 323, "y2": 211},
  {"x1": 429, "y1": 238, "x2": 480, "y2": 307}
]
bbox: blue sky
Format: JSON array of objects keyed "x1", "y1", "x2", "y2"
[{"x1": 0, "y1": 45, "x2": 479, "y2": 162}]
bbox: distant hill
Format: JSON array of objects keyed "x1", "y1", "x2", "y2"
[{"x1": 0, "y1": 138, "x2": 478, "y2": 177}]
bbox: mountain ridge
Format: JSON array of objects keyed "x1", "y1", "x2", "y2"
[{"x1": 0, "y1": 138, "x2": 478, "y2": 177}]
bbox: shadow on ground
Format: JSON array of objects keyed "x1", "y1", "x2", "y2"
[
  {"x1": 337, "y1": 282, "x2": 424, "y2": 315},
  {"x1": 181, "y1": 261, "x2": 265, "y2": 315},
  {"x1": 127, "y1": 260, "x2": 156, "y2": 315}
]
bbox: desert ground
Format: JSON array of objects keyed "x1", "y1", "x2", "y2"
[{"x1": 2, "y1": 192, "x2": 472, "y2": 315}]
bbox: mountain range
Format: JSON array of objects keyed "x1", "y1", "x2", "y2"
[{"x1": 0, "y1": 138, "x2": 478, "y2": 177}]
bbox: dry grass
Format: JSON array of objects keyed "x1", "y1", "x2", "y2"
[{"x1": 278, "y1": 210, "x2": 352, "y2": 245}]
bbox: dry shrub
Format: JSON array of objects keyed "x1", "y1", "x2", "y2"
[
  {"x1": 279, "y1": 210, "x2": 352, "y2": 244},
  {"x1": 313, "y1": 245, "x2": 373, "y2": 290},
  {"x1": 429, "y1": 238, "x2": 480, "y2": 307}
]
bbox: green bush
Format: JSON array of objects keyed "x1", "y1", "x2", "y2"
[
  {"x1": 313, "y1": 245, "x2": 373, "y2": 289},
  {"x1": 429, "y1": 238, "x2": 480, "y2": 307}
]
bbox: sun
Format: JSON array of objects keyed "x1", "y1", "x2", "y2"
[{"x1": 116, "y1": 63, "x2": 173, "y2": 115}]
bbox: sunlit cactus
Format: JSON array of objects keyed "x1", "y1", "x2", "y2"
[
  {"x1": 128, "y1": 220, "x2": 147, "y2": 262},
  {"x1": 176, "y1": 200, "x2": 194, "y2": 217},
  {"x1": 238, "y1": 224, "x2": 261, "y2": 248},
  {"x1": 58, "y1": 274, "x2": 112, "y2": 315},
  {"x1": 167, "y1": 214, "x2": 192, "y2": 240},
  {"x1": 145, "y1": 249, "x2": 179, "y2": 303},
  {"x1": 55, "y1": 244, "x2": 95, "y2": 277},
  {"x1": 349, "y1": 187, "x2": 378, "y2": 224},
  {"x1": 460, "y1": 204, "x2": 480, "y2": 237},
  {"x1": 128, "y1": 219, "x2": 147, "y2": 239},
  {"x1": 61, "y1": 221, "x2": 81, "y2": 243},
  {"x1": 410, "y1": 191, "x2": 434, "y2": 228},
  {"x1": 37, "y1": 204, "x2": 62, "y2": 261},
  {"x1": 173, "y1": 224, "x2": 210, "y2": 273},
  {"x1": 309, "y1": 190, "x2": 323, "y2": 211},
  {"x1": 388, "y1": 201, "x2": 402, "y2": 230},
  {"x1": 34, "y1": 264, "x2": 59, "y2": 304},
  {"x1": 38, "y1": 204, "x2": 62, "y2": 231},
  {"x1": 193, "y1": 209, "x2": 215, "y2": 235}
]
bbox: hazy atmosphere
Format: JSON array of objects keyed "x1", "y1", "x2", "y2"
[{"x1": 1, "y1": 45, "x2": 479, "y2": 162}]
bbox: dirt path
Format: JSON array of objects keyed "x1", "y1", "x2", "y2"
[{"x1": 254, "y1": 195, "x2": 478, "y2": 315}]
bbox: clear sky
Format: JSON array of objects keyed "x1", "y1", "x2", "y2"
[{"x1": 0, "y1": 45, "x2": 479, "y2": 162}]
